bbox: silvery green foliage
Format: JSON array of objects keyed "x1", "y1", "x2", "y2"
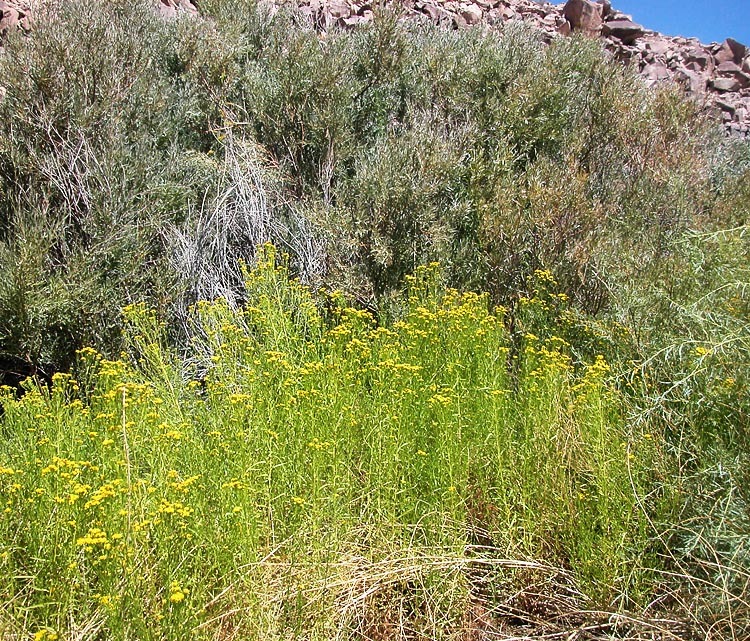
[{"x1": 169, "y1": 136, "x2": 325, "y2": 312}]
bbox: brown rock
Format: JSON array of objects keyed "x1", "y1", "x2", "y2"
[
  {"x1": 557, "y1": 19, "x2": 572, "y2": 36},
  {"x1": 484, "y1": 7, "x2": 500, "y2": 23},
  {"x1": 157, "y1": 0, "x2": 178, "y2": 19},
  {"x1": 711, "y1": 77, "x2": 741, "y2": 92},
  {"x1": 602, "y1": 19, "x2": 644, "y2": 45},
  {"x1": 717, "y1": 60, "x2": 743, "y2": 75},
  {"x1": 562, "y1": 0, "x2": 603, "y2": 36},
  {"x1": 460, "y1": 4, "x2": 483, "y2": 25},
  {"x1": 715, "y1": 98, "x2": 736, "y2": 115},
  {"x1": 327, "y1": 0, "x2": 351, "y2": 19},
  {"x1": 342, "y1": 14, "x2": 366, "y2": 26},
  {"x1": 156, "y1": 0, "x2": 197, "y2": 18},
  {"x1": 501, "y1": 6, "x2": 517, "y2": 20},
  {"x1": 684, "y1": 47, "x2": 714, "y2": 72},
  {"x1": 607, "y1": 9, "x2": 632, "y2": 22},
  {"x1": 643, "y1": 61, "x2": 671, "y2": 84},
  {"x1": 716, "y1": 61, "x2": 750, "y2": 89},
  {"x1": 714, "y1": 38, "x2": 747, "y2": 65},
  {"x1": 612, "y1": 45, "x2": 637, "y2": 64},
  {"x1": 675, "y1": 68, "x2": 705, "y2": 95},
  {"x1": 643, "y1": 37, "x2": 670, "y2": 57},
  {"x1": 525, "y1": 5, "x2": 549, "y2": 19},
  {"x1": 453, "y1": 12, "x2": 468, "y2": 29},
  {"x1": 419, "y1": 3, "x2": 441, "y2": 22}
]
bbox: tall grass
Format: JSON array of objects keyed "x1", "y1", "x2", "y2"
[{"x1": 0, "y1": 250, "x2": 665, "y2": 639}]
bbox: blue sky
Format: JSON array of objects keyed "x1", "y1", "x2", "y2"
[{"x1": 612, "y1": 1, "x2": 750, "y2": 45}]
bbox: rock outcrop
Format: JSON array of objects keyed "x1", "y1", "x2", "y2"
[{"x1": 0, "y1": 0, "x2": 749, "y2": 136}]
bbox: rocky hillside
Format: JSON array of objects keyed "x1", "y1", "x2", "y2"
[{"x1": 1, "y1": 0, "x2": 749, "y2": 135}]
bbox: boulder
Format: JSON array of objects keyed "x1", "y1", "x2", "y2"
[
  {"x1": 602, "y1": 19, "x2": 644, "y2": 45},
  {"x1": 714, "y1": 38, "x2": 747, "y2": 65},
  {"x1": 460, "y1": 4, "x2": 483, "y2": 25},
  {"x1": 643, "y1": 61, "x2": 671, "y2": 84},
  {"x1": 716, "y1": 61, "x2": 750, "y2": 89},
  {"x1": 674, "y1": 68, "x2": 705, "y2": 95},
  {"x1": 419, "y1": 2, "x2": 439, "y2": 22},
  {"x1": 157, "y1": 0, "x2": 177, "y2": 19},
  {"x1": 717, "y1": 60, "x2": 743, "y2": 75},
  {"x1": 500, "y1": 6, "x2": 517, "y2": 20},
  {"x1": 562, "y1": 0, "x2": 603, "y2": 36},
  {"x1": 715, "y1": 98, "x2": 736, "y2": 115},
  {"x1": 642, "y1": 37, "x2": 671, "y2": 57},
  {"x1": 712, "y1": 77, "x2": 741, "y2": 93},
  {"x1": 684, "y1": 47, "x2": 714, "y2": 72},
  {"x1": 327, "y1": 0, "x2": 351, "y2": 19}
]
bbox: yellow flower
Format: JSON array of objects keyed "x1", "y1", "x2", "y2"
[
  {"x1": 169, "y1": 580, "x2": 187, "y2": 604},
  {"x1": 76, "y1": 527, "x2": 109, "y2": 547}
]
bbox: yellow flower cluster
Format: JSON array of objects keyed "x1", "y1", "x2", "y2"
[
  {"x1": 84, "y1": 481, "x2": 122, "y2": 510},
  {"x1": 76, "y1": 527, "x2": 110, "y2": 548},
  {"x1": 169, "y1": 580, "x2": 188, "y2": 604}
]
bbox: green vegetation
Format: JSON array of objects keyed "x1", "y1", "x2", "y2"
[
  {"x1": 1, "y1": 254, "x2": 663, "y2": 638},
  {"x1": 0, "y1": 0, "x2": 748, "y2": 638}
]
